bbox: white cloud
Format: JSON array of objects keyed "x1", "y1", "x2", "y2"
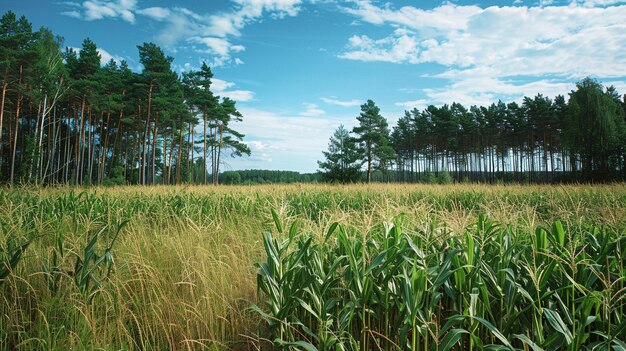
[
  {"x1": 245, "y1": 140, "x2": 284, "y2": 151},
  {"x1": 211, "y1": 78, "x2": 235, "y2": 92},
  {"x1": 341, "y1": 2, "x2": 626, "y2": 105},
  {"x1": 211, "y1": 78, "x2": 255, "y2": 102},
  {"x1": 70, "y1": 46, "x2": 125, "y2": 65},
  {"x1": 321, "y1": 97, "x2": 363, "y2": 107},
  {"x1": 423, "y1": 78, "x2": 574, "y2": 107},
  {"x1": 395, "y1": 99, "x2": 430, "y2": 110},
  {"x1": 300, "y1": 103, "x2": 326, "y2": 117},
  {"x1": 228, "y1": 107, "x2": 346, "y2": 171},
  {"x1": 62, "y1": 10, "x2": 81, "y2": 18},
  {"x1": 97, "y1": 47, "x2": 124, "y2": 65},
  {"x1": 140, "y1": 1, "x2": 301, "y2": 66},
  {"x1": 220, "y1": 90, "x2": 255, "y2": 101},
  {"x1": 136, "y1": 7, "x2": 171, "y2": 20},
  {"x1": 191, "y1": 37, "x2": 242, "y2": 57},
  {"x1": 63, "y1": 0, "x2": 137, "y2": 23},
  {"x1": 341, "y1": 3, "x2": 626, "y2": 78},
  {"x1": 339, "y1": 28, "x2": 421, "y2": 63},
  {"x1": 61, "y1": 0, "x2": 301, "y2": 66},
  {"x1": 579, "y1": 0, "x2": 626, "y2": 7},
  {"x1": 342, "y1": 2, "x2": 480, "y2": 32}
]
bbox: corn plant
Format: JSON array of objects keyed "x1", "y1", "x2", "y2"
[{"x1": 254, "y1": 211, "x2": 626, "y2": 350}]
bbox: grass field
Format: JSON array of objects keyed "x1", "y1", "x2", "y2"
[{"x1": 1, "y1": 184, "x2": 625, "y2": 350}]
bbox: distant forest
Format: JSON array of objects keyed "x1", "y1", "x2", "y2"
[
  {"x1": 1, "y1": 11, "x2": 625, "y2": 186},
  {"x1": 318, "y1": 82, "x2": 626, "y2": 184}
]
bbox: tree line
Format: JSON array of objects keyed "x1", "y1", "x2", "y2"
[
  {"x1": 0, "y1": 11, "x2": 250, "y2": 186},
  {"x1": 220, "y1": 169, "x2": 322, "y2": 184},
  {"x1": 319, "y1": 79, "x2": 626, "y2": 183}
]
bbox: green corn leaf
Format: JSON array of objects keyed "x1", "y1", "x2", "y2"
[
  {"x1": 270, "y1": 209, "x2": 283, "y2": 233},
  {"x1": 325, "y1": 222, "x2": 339, "y2": 243},
  {"x1": 551, "y1": 221, "x2": 565, "y2": 247},
  {"x1": 438, "y1": 328, "x2": 468, "y2": 351},
  {"x1": 513, "y1": 334, "x2": 544, "y2": 351},
  {"x1": 543, "y1": 308, "x2": 572, "y2": 344},
  {"x1": 275, "y1": 340, "x2": 318, "y2": 351},
  {"x1": 470, "y1": 316, "x2": 514, "y2": 349},
  {"x1": 365, "y1": 250, "x2": 387, "y2": 275}
]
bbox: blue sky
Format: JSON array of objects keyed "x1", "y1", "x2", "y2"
[{"x1": 3, "y1": 0, "x2": 626, "y2": 172}]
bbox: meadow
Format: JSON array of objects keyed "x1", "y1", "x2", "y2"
[{"x1": 0, "y1": 184, "x2": 625, "y2": 350}]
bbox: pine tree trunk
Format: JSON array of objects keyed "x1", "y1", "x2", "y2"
[
  {"x1": 167, "y1": 127, "x2": 176, "y2": 184},
  {"x1": 203, "y1": 108, "x2": 207, "y2": 185},
  {"x1": 28, "y1": 100, "x2": 43, "y2": 182},
  {"x1": 85, "y1": 106, "x2": 93, "y2": 184},
  {"x1": 43, "y1": 105, "x2": 56, "y2": 183},
  {"x1": 161, "y1": 127, "x2": 167, "y2": 185},
  {"x1": 176, "y1": 124, "x2": 184, "y2": 185},
  {"x1": 211, "y1": 125, "x2": 216, "y2": 184},
  {"x1": 215, "y1": 123, "x2": 224, "y2": 185},
  {"x1": 190, "y1": 123, "x2": 194, "y2": 183},
  {"x1": 0, "y1": 81, "x2": 7, "y2": 170},
  {"x1": 10, "y1": 102, "x2": 21, "y2": 184},
  {"x1": 10, "y1": 65, "x2": 23, "y2": 184},
  {"x1": 109, "y1": 113, "x2": 122, "y2": 177},
  {"x1": 152, "y1": 111, "x2": 158, "y2": 185},
  {"x1": 99, "y1": 110, "x2": 111, "y2": 183},
  {"x1": 144, "y1": 81, "x2": 153, "y2": 185},
  {"x1": 76, "y1": 96, "x2": 86, "y2": 184},
  {"x1": 65, "y1": 110, "x2": 72, "y2": 183}
]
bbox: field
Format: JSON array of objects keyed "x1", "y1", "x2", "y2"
[{"x1": 1, "y1": 184, "x2": 625, "y2": 350}]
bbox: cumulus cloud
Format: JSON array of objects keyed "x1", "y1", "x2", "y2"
[
  {"x1": 61, "y1": 0, "x2": 302, "y2": 66},
  {"x1": 321, "y1": 97, "x2": 363, "y2": 107},
  {"x1": 341, "y1": 2, "x2": 626, "y2": 76},
  {"x1": 341, "y1": 1, "x2": 626, "y2": 106},
  {"x1": 136, "y1": 6, "x2": 170, "y2": 20},
  {"x1": 141, "y1": 1, "x2": 301, "y2": 66},
  {"x1": 62, "y1": 0, "x2": 137, "y2": 23},
  {"x1": 339, "y1": 28, "x2": 422, "y2": 63},
  {"x1": 211, "y1": 78, "x2": 255, "y2": 102}
]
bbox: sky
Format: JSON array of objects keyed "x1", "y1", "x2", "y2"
[{"x1": 2, "y1": 0, "x2": 626, "y2": 173}]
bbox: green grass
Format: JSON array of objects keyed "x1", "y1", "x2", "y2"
[{"x1": 0, "y1": 184, "x2": 625, "y2": 350}]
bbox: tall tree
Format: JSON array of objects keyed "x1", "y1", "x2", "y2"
[
  {"x1": 212, "y1": 97, "x2": 250, "y2": 184},
  {"x1": 137, "y1": 42, "x2": 175, "y2": 184},
  {"x1": 182, "y1": 62, "x2": 217, "y2": 185},
  {"x1": 318, "y1": 124, "x2": 362, "y2": 183},
  {"x1": 565, "y1": 77, "x2": 626, "y2": 180},
  {"x1": 352, "y1": 99, "x2": 393, "y2": 183}
]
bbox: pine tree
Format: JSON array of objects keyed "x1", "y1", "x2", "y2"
[
  {"x1": 352, "y1": 99, "x2": 394, "y2": 183},
  {"x1": 565, "y1": 77, "x2": 626, "y2": 180},
  {"x1": 213, "y1": 97, "x2": 250, "y2": 184},
  {"x1": 318, "y1": 124, "x2": 361, "y2": 183}
]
